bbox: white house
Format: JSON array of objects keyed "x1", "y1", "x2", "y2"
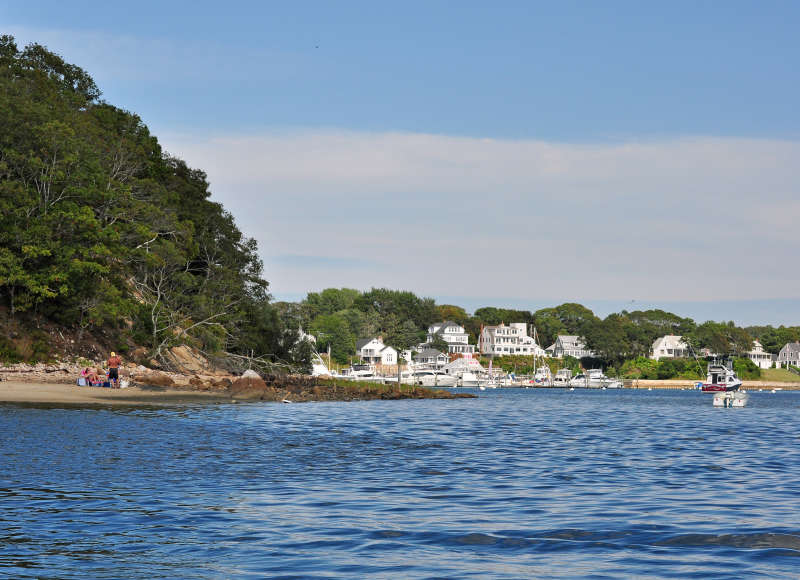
[
  {"x1": 746, "y1": 340, "x2": 773, "y2": 369},
  {"x1": 427, "y1": 321, "x2": 475, "y2": 355},
  {"x1": 777, "y1": 342, "x2": 800, "y2": 368},
  {"x1": 546, "y1": 335, "x2": 594, "y2": 359},
  {"x1": 479, "y1": 323, "x2": 545, "y2": 356},
  {"x1": 356, "y1": 338, "x2": 397, "y2": 365},
  {"x1": 650, "y1": 335, "x2": 689, "y2": 360},
  {"x1": 414, "y1": 348, "x2": 449, "y2": 368}
]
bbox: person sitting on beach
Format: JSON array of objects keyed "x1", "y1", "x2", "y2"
[
  {"x1": 107, "y1": 351, "x2": 122, "y2": 388},
  {"x1": 85, "y1": 368, "x2": 101, "y2": 386}
]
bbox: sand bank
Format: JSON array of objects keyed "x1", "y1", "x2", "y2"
[
  {"x1": 629, "y1": 379, "x2": 800, "y2": 390},
  {"x1": 0, "y1": 381, "x2": 233, "y2": 406}
]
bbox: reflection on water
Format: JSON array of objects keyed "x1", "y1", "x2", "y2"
[{"x1": 1, "y1": 390, "x2": 799, "y2": 578}]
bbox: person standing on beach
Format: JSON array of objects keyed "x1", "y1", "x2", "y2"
[{"x1": 107, "y1": 351, "x2": 122, "y2": 388}]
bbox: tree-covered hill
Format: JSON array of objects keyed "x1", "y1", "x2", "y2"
[
  {"x1": 288, "y1": 286, "x2": 800, "y2": 372},
  {"x1": 0, "y1": 36, "x2": 305, "y2": 370}
]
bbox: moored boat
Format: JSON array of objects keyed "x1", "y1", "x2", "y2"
[
  {"x1": 712, "y1": 390, "x2": 749, "y2": 407},
  {"x1": 533, "y1": 365, "x2": 552, "y2": 385},
  {"x1": 553, "y1": 368, "x2": 572, "y2": 386},
  {"x1": 700, "y1": 359, "x2": 742, "y2": 392},
  {"x1": 416, "y1": 369, "x2": 458, "y2": 387}
]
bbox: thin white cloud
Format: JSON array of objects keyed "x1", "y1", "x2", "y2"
[{"x1": 156, "y1": 130, "x2": 800, "y2": 303}]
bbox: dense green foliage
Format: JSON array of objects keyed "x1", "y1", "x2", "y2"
[
  {"x1": 0, "y1": 37, "x2": 308, "y2": 370},
  {"x1": 298, "y1": 285, "x2": 799, "y2": 379}
]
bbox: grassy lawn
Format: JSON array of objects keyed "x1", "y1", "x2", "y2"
[{"x1": 759, "y1": 368, "x2": 800, "y2": 382}]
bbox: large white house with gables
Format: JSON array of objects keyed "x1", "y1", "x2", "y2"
[
  {"x1": 546, "y1": 335, "x2": 594, "y2": 359},
  {"x1": 426, "y1": 321, "x2": 475, "y2": 355},
  {"x1": 650, "y1": 335, "x2": 689, "y2": 360},
  {"x1": 479, "y1": 323, "x2": 545, "y2": 356},
  {"x1": 355, "y1": 338, "x2": 397, "y2": 365}
]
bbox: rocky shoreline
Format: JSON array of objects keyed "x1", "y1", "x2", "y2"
[{"x1": 0, "y1": 362, "x2": 476, "y2": 403}]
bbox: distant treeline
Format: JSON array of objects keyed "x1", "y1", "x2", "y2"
[{"x1": 275, "y1": 287, "x2": 800, "y2": 366}]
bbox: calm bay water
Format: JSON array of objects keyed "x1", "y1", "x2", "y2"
[{"x1": 1, "y1": 389, "x2": 799, "y2": 579}]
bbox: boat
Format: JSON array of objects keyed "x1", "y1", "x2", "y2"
[
  {"x1": 553, "y1": 368, "x2": 572, "y2": 386},
  {"x1": 533, "y1": 365, "x2": 552, "y2": 385},
  {"x1": 311, "y1": 351, "x2": 332, "y2": 377},
  {"x1": 568, "y1": 368, "x2": 623, "y2": 389},
  {"x1": 459, "y1": 371, "x2": 485, "y2": 388},
  {"x1": 415, "y1": 369, "x2": 458, "y2": 387},
  {"x1": 568, "y1": 369, "x2": 605, "y2": 388},
  {"x1": 700, "y1": 359, "x2": 742, "y2": 392},
  {"x1": 443, "y1": 357, "x2": 488, "y2": 387},
  {"x1": 487, "y1": 374, "x2": 516, "y2": 387},
  {"x1": 382, "y1": 370, "x2": 416, "y2": 385},
  {"x1": 713, "y1": 391, "x2": 749, "y2": 407},
  {"x1": 339, "y1": 363, "x2": 378, "y2": 381}
]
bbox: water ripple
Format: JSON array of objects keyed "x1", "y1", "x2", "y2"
[{"x1": 1, "y1": 390, "x2": 799, "y2": 578}]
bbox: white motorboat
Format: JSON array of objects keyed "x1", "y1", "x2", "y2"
[
  {"x1": 382, "y1": 370, "x2": 416, "y2": 385},
  {"x1": 416, "y1": 369, "x2": 458, "y2": 387},
  {"x1": 569, "y1": 369, "x2": 602, "y2": 388},
  {"x1": 568, "y1": 369, "x2": 622, "y2": 388},
  {"x1": 486, "y1": 374, "x2": 516, "y2": 388},
  {"x1": 713, "y1": 391, "x2": 749, "y2": 407},
  {"x1": 459, "y1": 371, "x2": 485, "y2": 388},
  {"x1": 339, "y1": 363, "x2": 378, "y2": 381},
  {"x1": 553, "y1": 368, "x2": 572, "y2": 386}
]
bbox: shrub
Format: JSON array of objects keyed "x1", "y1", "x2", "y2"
[
  {"x1": 0, "y1": 336, "x2": 22, "y2": 364},
  {"x1": 733, "y1": 357, "x2": 761, "y2": 380}
]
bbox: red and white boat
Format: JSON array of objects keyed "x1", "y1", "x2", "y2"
[{"x1": 700, "y1": 359, "x2": 742, "y2": 392}]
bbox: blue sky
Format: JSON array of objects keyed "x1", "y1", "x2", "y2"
[{"x1": 3, "y1": 1, "x2": 799, "y2": 324}]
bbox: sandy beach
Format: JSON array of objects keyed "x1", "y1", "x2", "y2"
[{"x1": 0, "y1": 381, "x2": 233, "y2": 406}]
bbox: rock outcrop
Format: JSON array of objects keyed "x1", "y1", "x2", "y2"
[{"x1": 0, "y1": 360, "x2": 475, "y2": 402}]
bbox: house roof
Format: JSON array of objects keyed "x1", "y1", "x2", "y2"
[
  {"x1": 557, "y1": 335, "x2": 586, "y2": 348},
  {"x1": 356, "y1": 338, "x2": 376, "y2": 350},
  {"x1": 431, "y1": 321, "x2": 462, "y2": 335},
  {"x1": 780, "y1": 341, "x2": 800, "y2": 354},
  {"x1": 414, "y1": 348, "x2": 446, "y2": 359},
  {"x1": 652, "y1": 335, "x2": 687, "y2": 350},
  {"x1": 379, "y1": 345, "x2": 396, "y2": 352}
]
